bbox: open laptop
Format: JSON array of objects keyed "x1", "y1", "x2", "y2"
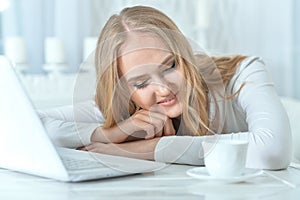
[{"x1": 0, "y1": 56, "x2": 165, "y2": 182}]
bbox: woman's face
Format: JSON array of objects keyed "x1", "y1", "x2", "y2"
[{"x1": 118, "y1": 34, "x2": 184, "y2": 118}]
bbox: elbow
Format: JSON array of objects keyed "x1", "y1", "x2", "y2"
[
  {"x1": 247, "y1": 116, "x2": 293, "y2": 170},
  {"x1": 264, "y1": 128, "x2": 293, "y2": 170},
  {"x1": 260, "y1": 148, "x2": 292, "y2": 170},
  {"x1": 246, "y1": 137, "x2": 292, "y2": 170}
]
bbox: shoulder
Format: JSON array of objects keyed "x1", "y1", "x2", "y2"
[
  {"x1": 227, "y1": 56, "x2": 272, "y2": 93},
  {"x1": 235, "y1": 56, "x2": 266, "y2": 76}
]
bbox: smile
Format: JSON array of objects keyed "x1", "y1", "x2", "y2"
[{"x1": 158, "y1": 96, "x2": 177, "y2": 106}]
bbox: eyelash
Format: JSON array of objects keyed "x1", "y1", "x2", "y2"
[
  {"x1": 133, "y1": 60, "x2": 177, "y2": 89},
  {"x1": 133, "y1": 79, "x2": 149, "y2": 89},
  {"x1": 164, "y1": 60, "x2": 177, "y2": 72}
]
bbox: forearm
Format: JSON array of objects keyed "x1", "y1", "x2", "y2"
[
  {"x1": 155, "y1": 131, "x2": 291, "y2": 169},
  {"x1": 91, "y1": 120, "x2": 155, "y2": 144},
  {"x1": 86, "y1": 137, "x2": 161, "y2": 160},
  {"x1": 235, "y1": 58, "x2": 292, "y2": 169},
  {"x1": 91, "y1": 125, "x2": 130, "y2": 144},
  {"x1": 114, "y1": 137, "x2": 160, "y2": 160}
]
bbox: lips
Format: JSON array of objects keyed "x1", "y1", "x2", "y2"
[
  {"x1": 158, "y1": 95, "x2": 177, "y2": 106},
  {"x1": 159, "y1": 96, "x2": 175, "y2": 103}
]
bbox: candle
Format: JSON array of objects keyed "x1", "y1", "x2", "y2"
[
  {"x1": 0, "y1": 0, "x2": 10, "y2": 12},
  {"x1": 4, "y1": 37, "x2": 27, "y2": 64},
  {"x1": 44, "y1": 37, "x2": 66, "y2": 64}
]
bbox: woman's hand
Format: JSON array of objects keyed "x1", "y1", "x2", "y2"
[
  {"x1": 91, "y1": 108, "x2": 176, "y2": 144},
  {"x1": 124, "y1": 109, "x2": 176, "y2": 139}
]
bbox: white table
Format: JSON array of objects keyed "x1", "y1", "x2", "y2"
[{"x1": 1, "y1": 164, "x2": 300, "y2": 199}]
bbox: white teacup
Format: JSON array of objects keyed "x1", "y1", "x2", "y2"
[{"x1": 202, "y1": 139, "x2": 249, "y2": 178}]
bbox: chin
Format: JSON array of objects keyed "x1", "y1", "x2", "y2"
[
  {"x1": 165, "y1": 106, "x2": 182, "y2": 118},
  {"x1": 166, "y1": 113, "x2": 181, "y2": 119}
]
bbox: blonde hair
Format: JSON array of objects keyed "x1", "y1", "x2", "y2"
[{"x1": 94, "y1": 6, "x2": 246, "y2": 135}]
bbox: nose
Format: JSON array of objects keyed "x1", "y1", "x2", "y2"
[
  {"x1": 156, "y1": 84, "x2": 171, "y2": 96},
  {"x1": 151, "y1": 77, "x2": 171, "y2": 96}
]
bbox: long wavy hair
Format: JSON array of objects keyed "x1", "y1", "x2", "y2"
[{"x1": 94, "y1": 6, "x2": 246, "y2": 136}]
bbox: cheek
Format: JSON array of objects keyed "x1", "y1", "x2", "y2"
[
  {"x1": 130, "y1": 90, "x2": 155, "y2": 109},
  {"x1": 164, "y1": 71, "x2": 184, "y2": 91}
]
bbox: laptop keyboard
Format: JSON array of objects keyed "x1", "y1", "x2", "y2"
[{"x1": 62, "y1": 157, "x2": 106, "y2": 170}]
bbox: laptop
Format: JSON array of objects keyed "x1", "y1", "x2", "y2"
[{"x1": 0, "y1": 56, "x2": 166, "y2": 182}]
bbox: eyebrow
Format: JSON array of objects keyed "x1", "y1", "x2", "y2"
[
  {"x1": 160, "y1": 54, "x2": 174, "y2": 66},
  {"x1": 126, "y1": 54, "x2": 174, "y2": 83}
]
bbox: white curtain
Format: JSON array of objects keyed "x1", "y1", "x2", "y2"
[
  {"x1": 206, "y1": 0, "x2": 299, "y2": 98},
  {"x1": 1, "y1": 0, "x2": 299, "y2": 98},
  {"x1": 2, "y1": 0, "x2": 95, "y2": 72},
  {"x1": 1, "y1": 0, "x2": 204, "y2": 72}
]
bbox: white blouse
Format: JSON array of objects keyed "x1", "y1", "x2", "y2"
[{"x1": 38, "y1": 56, "x2": 292, "y2": 169}]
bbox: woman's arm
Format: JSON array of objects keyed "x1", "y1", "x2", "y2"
[
  {"x1": 90, "y1": 108, "x2": 176, "y2": 143},
  {"x1": 38, "y1": 100, "x2": 104, "y2": 148},
  {"x1": 39, "y1": 100, "x2": 175, "y2": 147},
  {"x1": 82, "y1": 137, "x2": 161, "y2": 160},
  {"x1": 230, "y1": 57, "x2": 292, "y2": 169},
  {"x1": 155, "y1": 57, "x2": 292, "y2": 169},
  {"x1": 83, "y1": 135, "x2": 205, "y2": 165}
]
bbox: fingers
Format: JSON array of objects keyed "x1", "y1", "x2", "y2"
[
  {"x1": 82, "y1": 143, "x2": 97, "y2": 151},
  {"x1": 119, "y1": 108, "x2": 176, "y2": 141},
  {"x1": 129, "y1": 118, "x2": 156, "y2": 139},
  {"x1": 76, "y1": 146, "x2": 88, "y2": 151},
  {"x1": 135, "y1": 109, "x2": 167, "y2": 123},
  {"x1": 163, "y1": 118, "x2": 176, "y2": 136},
  {"x1": 83, "y1": 142, "x2": 106, "y2": 153},
  {"x1": 164, "y1": 118, "x2": 176, "y2": 136},
  {"x1": 148, "y1": 104, "x2": 167, "y2": 115},
  {"x1": 130, "y1": 118, "x2": 162, "y2": 139},
  {"x1": 133, "y1": 110, "x2": 165, "y2": 138}
]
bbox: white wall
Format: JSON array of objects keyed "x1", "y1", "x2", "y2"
[{"x1": 205, "y1": 0, "x2": 296, "y2": 97}]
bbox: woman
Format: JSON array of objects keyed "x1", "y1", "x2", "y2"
[{"x1": 39, "y1": 6, "x2": 292, "y2": 169}]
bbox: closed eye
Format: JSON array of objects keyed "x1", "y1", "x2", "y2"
[
  {"x1": 133, "y1": 79, "x2": 149, "y2": 89},
  {"x1": 164, "y1": 60, "x2": 177, "y2": 72}
]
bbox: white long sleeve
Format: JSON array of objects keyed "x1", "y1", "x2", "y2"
[
  {"x1": 154, "y1": 57, "x2": 292, "y2": 169},
  {"x1": 38, "y1": 100, "x2": 104, "y2": 148}
]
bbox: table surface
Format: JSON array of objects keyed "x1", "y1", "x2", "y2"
[{"x1": 1, "y1": 164, "x2": 300, "y2": 200}]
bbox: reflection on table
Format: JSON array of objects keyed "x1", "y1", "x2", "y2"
[{"x1": 1, "y1": 164, "x2": 300, "y2": 199}]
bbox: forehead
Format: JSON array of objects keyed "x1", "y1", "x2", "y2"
[{"x1": 118, "y1": 33, "x2": 172, "y2": 76}]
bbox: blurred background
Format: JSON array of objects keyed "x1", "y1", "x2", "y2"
[{"x1": 0, "y1": 0, "x2": 299, "y2": 108}]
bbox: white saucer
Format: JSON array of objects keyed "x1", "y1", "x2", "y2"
[{"x1": 186, "y1": 167, "x2": 263, "y2": 183}]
